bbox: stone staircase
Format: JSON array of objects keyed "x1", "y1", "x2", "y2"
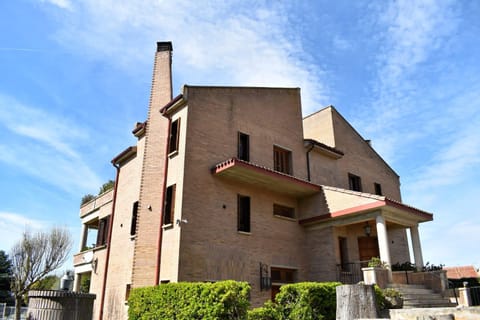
[{"x1": 388, "y1": 284, "x2": 456, "y2": 309}]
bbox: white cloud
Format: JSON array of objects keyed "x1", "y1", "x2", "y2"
[
  {"x1": 45, "y1": 0, "x2": 330, "y2": 112},
  {"x1": 39, "y1": 0, "x2": 73, "y2": 10},
  {"x1": 0, "y1": 93, "x2": 102, "y2": 194},
  {"x1": 0, "y1": 212, "x2": 48, "y2": 251}
]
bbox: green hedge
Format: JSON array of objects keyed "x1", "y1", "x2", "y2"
[
  {"x1": 248, "y1": 282, "x2": 342, "y2": 320},
  {"x1": 128, "y1": 280, "x2": 250, "y2": 320}
]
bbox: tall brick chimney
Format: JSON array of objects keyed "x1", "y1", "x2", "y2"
[{"x1": 132, "y1": 42, "x2": 173, "y2": 287}]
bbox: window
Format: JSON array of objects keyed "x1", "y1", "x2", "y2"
[
  {"x1": 273, "y1": 204, "x2": 295, "y2": 219},
  {"x1": 125, "y1": 284, "x2": 131, "y2": 301},
  {"x1": 130, "y1": 201, "x2": 139, "y2": 236},
  {"x1": 96, "y1": 216, "x2": 110, "y2": 246},
  {"x1": 163, "y1": 185, "x2": 176, "y2": 225},
  {"x1": 273, "y1": 146, "x2": 292, "y2": 174},
  {"x1": 348, "y1": 173, "x2": 362, "y2": 192},
  {"x1": 271, "y1": 267, "x2": 295, "y2": 283},
  {"x1": 238, "y1": 132, "x2": 250, "y2": 161},
  {"x1": 374, "y1": 183, "x2": 382, "y2": 196},
  {"x1": 168, "y1": 118, "x2": 180, "y2": 154},
  {"x1": 237, "y1": 195, "x2": 250, "y2": 232}
]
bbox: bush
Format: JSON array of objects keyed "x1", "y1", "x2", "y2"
[
  {"x1": 247, "y1": 301, "x2": 279, "y2": 320},
  {"x1": 80, "y1": 194, "x2": 95, "y2": 206},
  {"x1": 249, "y1": 282, "x2": 341, "y2": 320},
  {"x1": 128, "y1": 280, "x2": 250, "y2": 320}
]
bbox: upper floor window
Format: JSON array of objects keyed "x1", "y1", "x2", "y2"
[
  {"x1": 374, "y1": 183, "x2": 382, "y2": 196},
  {"x1": 273, "y1": 204, "x2": 295, "y2": 219},
  {"x1": 168, "y1": 118, "x2": 180, "y2": 154},
  {"x1": 96, "y1": 216, "x2": 110, "y2": 246},
  {"x1": 273, "y1": 146, "x2": 292, "y2": 175},
  {"x1": 130, "y1": 201, "x2": 139, "y2": 236},
  {"x1": 237, "y1": 195, "x2": 251, "y2": 233},
  {"x1": 238, "y1": 132, "x2": 250, "y2": 161},
  {"x1": 348, "y1": 173, "x2": 362, "y2": 192},
  {"x1": 163, "y1": 184, "x2": 176, "y2": 225}
]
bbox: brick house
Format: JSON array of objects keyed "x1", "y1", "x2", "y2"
[{"x1": 73, "y1": 42, "x2": 433, "y2": 319}]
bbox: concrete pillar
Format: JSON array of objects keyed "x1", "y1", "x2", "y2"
[
  {"x1": 79, "y1": 224, "x2": 88, "y2": 251},
  {"x1": 376, "y1": 215, "x2": 392, "y2": 281},
  {"x1": 410, "y1": 225, "x2": 424, "y2": 271}
]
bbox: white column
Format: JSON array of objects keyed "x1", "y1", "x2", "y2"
[
  {"x1": 79, "y1": 224, "x2": 88, "y2": 251},
  {"x1": 376, "y1": 215, "x2": 392, "y2": 282},
  {"x1": 376, "y1": 215, "x2": 391, "y2": 266},
  {"x1": 410, "y1": 225, "x2": 424, "y2": 271}
]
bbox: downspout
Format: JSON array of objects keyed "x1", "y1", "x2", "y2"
[
  {"x1": 155, "y1": 113, "x2": 171, "y2": 285},
  {"x1": 99, "y1": 163, "x2": 120, "y2": 320},
  {"x1": 306, "y1": 141, "x2": 314, "y2": 181}
]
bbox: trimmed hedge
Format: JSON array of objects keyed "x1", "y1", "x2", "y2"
[
  {"x1": 128, "y1": 280, "x2": 250, "y2": 320},
  {"x1": 248, "y1": 282, "x2": 342, "y2": 320}
]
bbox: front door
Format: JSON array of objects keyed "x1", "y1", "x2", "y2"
[{"x1": 358, "y1": 236, "x2": 379, "y2": 266}]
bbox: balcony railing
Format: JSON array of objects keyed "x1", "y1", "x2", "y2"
[{"x1": 336, "y1": 262, "x2": 367, "y2": 284}]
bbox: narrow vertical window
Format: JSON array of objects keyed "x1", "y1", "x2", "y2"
[
  {"x1": 348, "y1": 173, "x2": 362, "y2": 192},
  {"x1": 168, "y1": 118, "x2": 180, "y2": 154},
  {"x1": 237, "y1": 195, "x2": 250, "y2": 232},
  {"x1": 163, "y1": 185, "x2": 176, "y2": 225},
  {"x1": 96, "y1": 216, "x2": 110, "y2": 246},
  {"x1": 273, "y1": 146, "x2": 292, "y2": 174},
  {"x1": 130, "y1": 201, "x2": 139, "y2": 236},
  {"x1": 374, "y1": 183, "x2": 382, "y2": 196},
  {"x1": 238, "y1": 132, "x2": 250, "y2": 161}
]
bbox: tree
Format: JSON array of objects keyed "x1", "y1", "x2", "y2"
[
  {"x1": 10, "y1": 228, "x2": 72, "y2": 320},
  {"x1": 0, "y1": 250, "x2": 13, "y2": 305}
]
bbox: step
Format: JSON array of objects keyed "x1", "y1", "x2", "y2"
[{"x1": 387, "y1": 284, "x2": 455, "y2": 309}]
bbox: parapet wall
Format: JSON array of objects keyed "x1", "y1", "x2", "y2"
[{"x1": 27, "y1": 290, "x2": 96, "y2": 320}]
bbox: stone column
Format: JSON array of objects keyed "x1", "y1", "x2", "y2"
[
  {"x1": 376, "y1": 215, "x2": 392, "y2": 281},
  {"x1": 79, "y1": 224, "x2": 88, "y2": 251},
  {"x1": 410, "y1": 225, "x2": 424, "y2": 271}
]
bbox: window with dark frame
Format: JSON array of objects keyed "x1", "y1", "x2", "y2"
[
  {"x1": 125, "y1": 284, "x2": 131, "y2": 301},
  {"x1": 130, "y1": 201, "x2": 139, "y2": 236},
  {"x1": 237, "y1": 195, "x2": 250, "y2": 233},
  {"x1": 273, "y1": 146, "x2": 292, "y2": 174},
  {"x1": 271, "y1": 267, "x2": 295, "y2": 283},
  {"x1": 168, "y1": 118, "x2": 180, "y2": 154},
  {"x1": 273, "y1": 204, "x2": 295, "y2": 219},
  {"x1": 238, "y1": 132, "x2": 250, "y2": 161},
  {"x1": 348, "y1": 173, "x2": 362, "y2": 192},
  {"x1": 374, "y1": 183, "x2": 382, "y2": 196},
  {"x1": 96, "y1": 216, "x2": 110, "y2": 247},
  {"x1": 163, "y1": 185, "x2": 176, "y2": 225}
]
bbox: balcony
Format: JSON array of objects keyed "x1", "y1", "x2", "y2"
[{"x1": 211, "y1": 158, "x2": 321, "y2": 198}]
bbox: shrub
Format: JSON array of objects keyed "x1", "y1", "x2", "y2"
[
  {"x1": 391, "y1": 261, "x2": 416, "y2": 271},
  {"x1": 367, "y1": 257, "x2": 388, "y2": 268},
  {"x1": 249, "y1": 282, "x2": 341, "y2": 320},
  {"x1": 98, "y1": 180, "x2": 115, "y2": 195},
  {"x1": 128, "y1": 280, "x2": 250, "y2": 320},
  {"x1": 374, "y1": 285, "x2": 402, "y2": 310},
  {"x1": 247, "y1": 301, "x2": 279, "y2": 320},
  {"x1": 80, "y1": 194, "x2": 95, "y2": 206}
]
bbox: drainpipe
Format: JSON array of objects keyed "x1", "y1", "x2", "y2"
[
  {"x1": 98, "y1": 163, "x2": 120, "y2": 320},
  {"x1": 306, "y1": 141, "x2": 314, "y2": 181},
  {"x1": 155, "y1": 113, "x2": 171, "y2": 285}
]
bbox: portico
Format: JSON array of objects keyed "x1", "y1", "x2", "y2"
[{"x1": 300, "y1": 186, "x2": 433, "y2": 282}]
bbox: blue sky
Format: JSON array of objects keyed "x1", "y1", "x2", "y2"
[{"x1": 0, "y1": 0, "x2": 479, "y2": 270}]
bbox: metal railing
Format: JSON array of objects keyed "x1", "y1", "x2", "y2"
[{"x1": 336, "y1": 262, "x2": 366, "y2": 284}]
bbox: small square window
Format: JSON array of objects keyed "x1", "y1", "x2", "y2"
[
  {"x1": 273, "y1": 204, "x2": 295, "y2": 219},
  {"x1": 348, "y1": 173, "x2": 362, "y2": 192}
]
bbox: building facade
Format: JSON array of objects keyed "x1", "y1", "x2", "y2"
[{"x1": 73, "y1": 42, "x2": 433, "y2": 319}]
